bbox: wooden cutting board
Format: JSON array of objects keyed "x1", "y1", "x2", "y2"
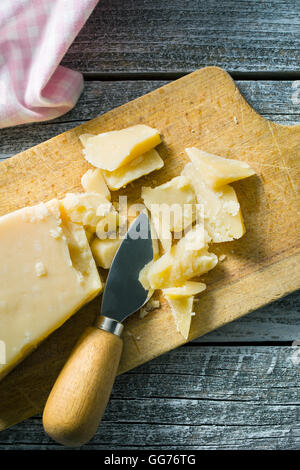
[{"x1": 0, "y1": 66, "x2": 299, "y2": 431}]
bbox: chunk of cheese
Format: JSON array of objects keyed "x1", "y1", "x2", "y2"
[
  {"x1": 186, "y1": 148, "x2": 255, "y2": 189},
  {"x1": 61, "y1": 192, "x2": 112, "y2": 231},
  {"x1": 165, "y1": 295, "x2": 194, "y2": 339},
  {"x1": 81, "y1": 169, "x2": 111, "y2": 200},
  {"x1": 163, "y1": 281, "x2": 206, "y2": 298},
  {"x1": 142, "y1": 176, "x2": 196, "y2": 233},
  {"x1": 83, "y1": 125, "x2": 161, "y2": 171},
  {"x1": 0, "y1": 199, "x2": 101, "y2": 381},
  {"x1": 103, "y1": 149, "x2": 164, "y2": 190},
  {"x1": 182, "y1": 163, "x2": 245, "y2": 242},
  {"x1": 91, "y1": 237, "x2": 122, "y2": 269},
  {"x1": 146, "y1": 228, "x2": 218, "y2": 289}
]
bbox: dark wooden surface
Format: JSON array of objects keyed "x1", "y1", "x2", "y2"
[{"x1": 0, "y1": 0, "x2": 299, "y2": 450}]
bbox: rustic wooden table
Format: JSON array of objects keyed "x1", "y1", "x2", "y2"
[{"x1": 0, "y1": 0, "x2": 299, "y2": 450}]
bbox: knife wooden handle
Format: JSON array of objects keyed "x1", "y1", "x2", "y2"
[{"x1": 43, "y1": 326, "x2": 123, "y2": 447}]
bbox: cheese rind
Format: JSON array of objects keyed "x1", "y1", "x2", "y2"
[
  {"x1": 81, "y1": 169, "x2": 111, "y2": 200},
  {"x1": 0, "y1": 199, "x2": 101, "y2": 381},
  {"x1": 103, "y1": 149, "x2": 164, "y2": 190},
  {"x1": 165, "y1": 295, "x2": 194, "y2": 339},
  {"x1": 185, "y1": 147, "x2": 255, "y2": 189},
  {"x1": 83, "y1": 125, "x2": 161, "y2": 171},
  {"x1": 182, "y1": 163, "x2": 245, "y2": 242}
]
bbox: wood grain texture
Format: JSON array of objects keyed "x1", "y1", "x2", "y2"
[
  {"x1": 62, "y1": 0, "x2": 300, "y2": 74},
  {"x1": 0, "y1": 67, "x2": 299, "y2": 431},
  {"x1": 1, "y1": 346, "x2": 299, "y2": 450}
]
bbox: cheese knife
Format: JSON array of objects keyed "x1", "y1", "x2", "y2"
[{"x1": 43, "y1": 211, "x2": 153, "y2": 447}]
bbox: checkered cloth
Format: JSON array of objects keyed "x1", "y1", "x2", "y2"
[{"x1": 0, "y1": 0, "x2": 99, "y2": 128}]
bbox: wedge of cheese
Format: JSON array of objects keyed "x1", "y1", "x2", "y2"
[
  {"x1": 0, "y1": 199, "x2": 101, "y2": 381},
  {"x1": 81, "y1": 169, "x2": 111, "y2": 200},
  {"x1": 61, "y1": 192, "x2": 112, "y2": 231},
  {"x1": 91, "y1": 237, "x2": 122, "y2": 269},
  {"x1": 103, "y1": 149, "x2": 164, "y2": 190},
  {"x1": 182, "y1": 163, "x2": 245, "y2": 242},
  {"x1": 186, "y1": 148, "x2": 255, "y2": 189},
  {"x1": 146, "y1": 227, "x2": 218, "y2": 289},
  {"x1": 163, "y1": 281, "x2": 206, "y2": 298},
  {"x1": 83, "y1": 125, "x2": 161, "y2": 171},
  {"x1": 165, "y1": 295, "x2": 194, "y2": 339}
]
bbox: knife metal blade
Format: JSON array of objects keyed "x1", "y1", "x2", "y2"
[{"x1": 101, "y1": 211, "x2": 153, "y2": 322}]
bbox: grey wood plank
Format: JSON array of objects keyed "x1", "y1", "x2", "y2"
[
  {"x1": 1, "y1": 346, "x2": 299, "y2": 449},
  {"x1": 61, "y1": 0, "x2": 300, "y2": 74}
]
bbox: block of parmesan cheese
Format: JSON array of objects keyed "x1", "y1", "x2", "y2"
[
  {"x1": 0, "y1": 199, "x2": 101, "y2": 381},
  {"x1": 83, "y1": 125, "x2": 161, "y2": 171},
  {"x1": 182, "y1": 163, "x2": 245, "y2": 242},
  {"x1": 103, "y1": 149, "x2": 164, "y2": 190},
  {"x1": 186, "y1": 147, "x2": 255, "y2": 189},
  {"x1": 81, "y1": 169, "x2": 111, "y2": 200},
  {"x1": 165, "y1": 295, "x2": 194, "y2": 339}
]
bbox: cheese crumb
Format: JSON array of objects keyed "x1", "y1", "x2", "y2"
[
  {"x1": 219, "y1": 254, "x2": 226, "y2": 261},
  {"x1": 139, "y1": 299, "x2": 161, "y2": 318},
  {"x1": 35, "y1": 262, "x2": 47, "y2": 277}
]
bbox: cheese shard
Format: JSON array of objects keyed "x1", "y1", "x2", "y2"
[
  {"x1": 147, "y1": 227, "x2": 218, "y2": 289},
  {"x1": 142, "y1": 176, "x2": 196, "y2": 233},
  {"x1": 0, "y1": 199, "x2": 101, "y2": 381},
  {"x1": 103, "y1": 149, "x2": 164, "y2": 190},
  {"x1": 83, "y1": 125, "x2": 161, "y2": 171},
  {"x1": 186, "y1": 147, "x2": 255, "y2": 189},
  {"x1": 79, "y1": 133, "x2": 95, "y2": 147},
  {"x1": 163, "y1": 281, "x2": 206, "y2": 298},
  {"x1": 91, "y1": 237, "x2": 121, "y2": 269},
  {"x1": 81, "y1": 169, "x2": 111, "y2": 200},
  {"x1": 61, "y1": 192, "x2": 112, "y2": 231},
  {"x1": 182, "y1": 163, "x2": 245, "y2": 242},
  {"x1": 165, "y1": 295, "x2": 194, "y2": 339}
]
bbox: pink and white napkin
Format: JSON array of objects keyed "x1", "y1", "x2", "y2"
[{"x1": 0, "y1": 0, "x2": 99, "y2": 129}]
